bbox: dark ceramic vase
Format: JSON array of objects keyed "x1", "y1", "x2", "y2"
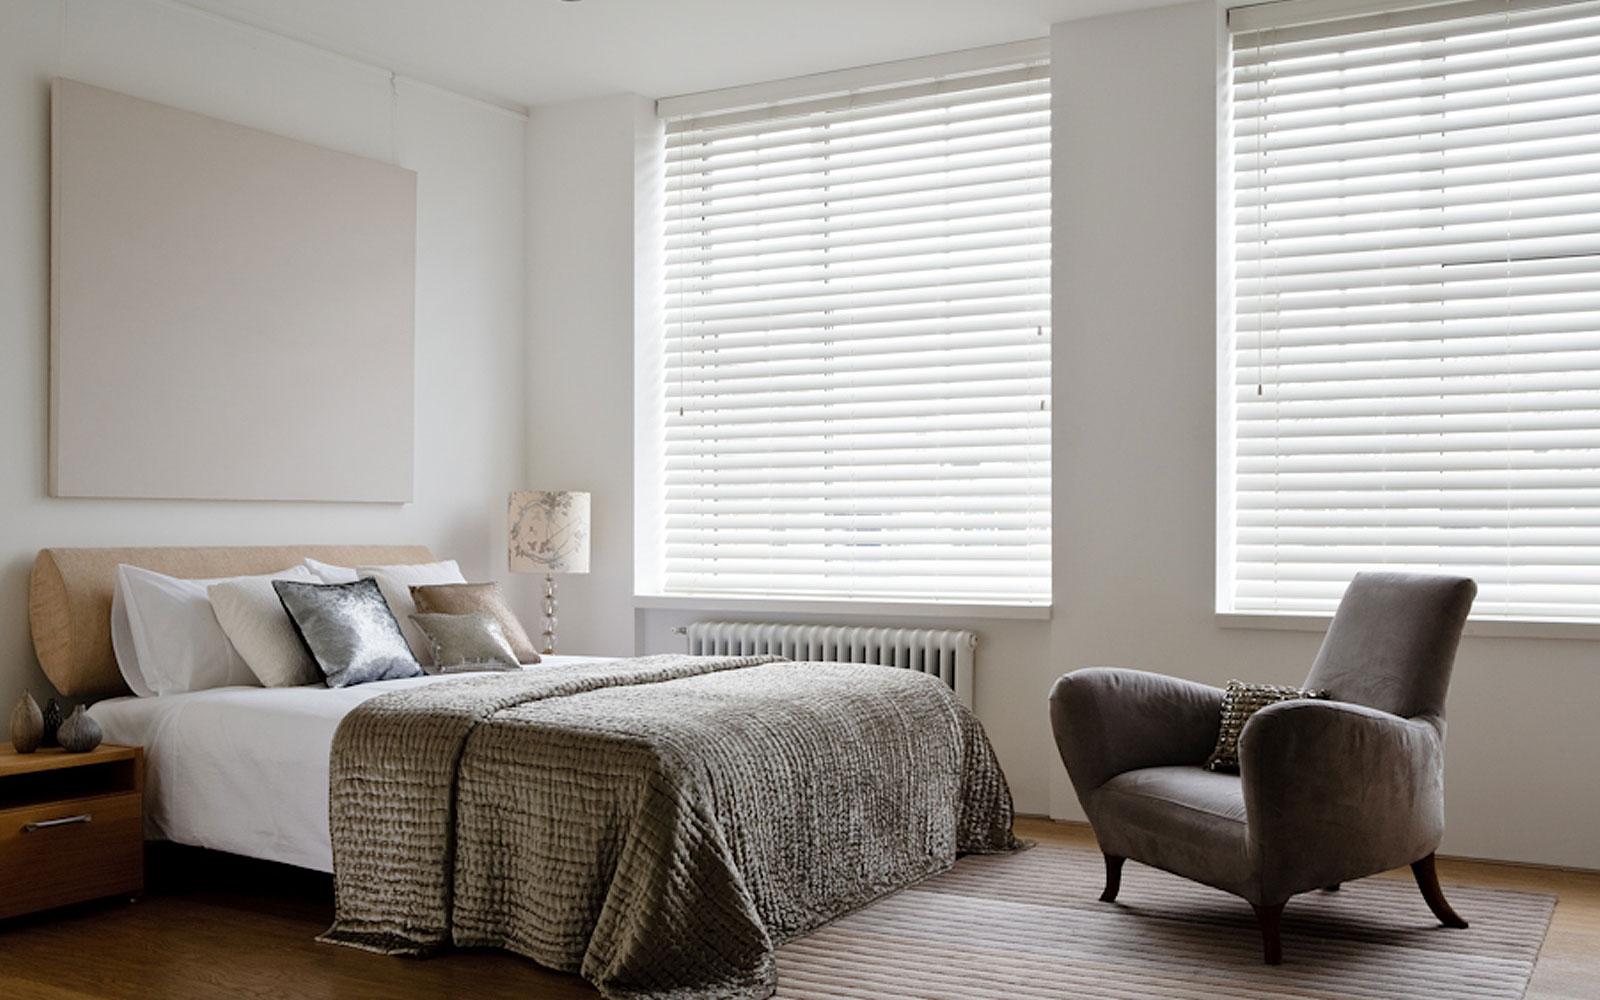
[
  {"x1": 57, "y1": 705, "x2": 102, "y2": 754},
  {"x1": 42, "y1": 698, "x2": 63, "y2": 748}
]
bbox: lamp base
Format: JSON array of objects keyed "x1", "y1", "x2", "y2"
[{"x1": 541, "y1": 573, "x2": 558, "y2": 655}]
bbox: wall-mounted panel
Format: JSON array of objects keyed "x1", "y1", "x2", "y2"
[{"x1": 50, "y1": 78, "x2": 416, "y2": 502}]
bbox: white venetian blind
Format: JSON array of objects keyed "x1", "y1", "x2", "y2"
[
  {"x1": 1224, "y1": 0, "x2": 1600, "y2": 619},
  {"x1": 657, "y1": 50, "x2": 1051, "y2": 604}
]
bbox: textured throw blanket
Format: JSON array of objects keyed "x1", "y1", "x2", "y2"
[{"x1": 320, "y1": 654, "x2": 1017, "y2": 1000}]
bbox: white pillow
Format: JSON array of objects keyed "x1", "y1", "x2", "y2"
[
  {"x1": 207, "y1": 567, "x2": 321, "y2": 688},
  {"x1": 304, "y1": 557, "x2": 360, "y2": 584},
  {"x1": 116, "y1": 564, "x2": 303, "y2": 695},
  {"x1": 356, "y1": 560, "x2": 466, "y2": 667},
  {"x1": 110, "y1": 581, "x2": 156, "y2": 698}
]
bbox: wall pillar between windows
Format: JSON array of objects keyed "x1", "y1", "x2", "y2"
[{"x1": 526, "y1": 94, "x2": 655, "y2": 657}]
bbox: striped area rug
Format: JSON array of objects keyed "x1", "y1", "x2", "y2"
[{"x1": 775, "y1": 844, "x2": 1554, "y2": 1000}]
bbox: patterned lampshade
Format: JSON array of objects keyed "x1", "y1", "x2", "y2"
[{"x1": 508, "y1": 491, "x2": 591, "y2": 574}]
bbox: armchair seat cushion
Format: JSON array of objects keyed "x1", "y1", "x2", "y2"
[
  {"x1": 1089, "y1": 766, "x2": 1256, "y2": 901},
  {"x1": 1103, "y1": 765, "x2": 1246, "y2": 823}
]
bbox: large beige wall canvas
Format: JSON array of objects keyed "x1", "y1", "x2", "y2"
[{"x1": 50, "y1": 79, "x2": 416, "y2": 502}]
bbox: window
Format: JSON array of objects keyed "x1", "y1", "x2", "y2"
[
  {"x1": 647, "y1": 43, "x2": 1051, "y2": 606},
  {"x1": 1221, "y1": 0, "x2": 1600, "y2": 620}
]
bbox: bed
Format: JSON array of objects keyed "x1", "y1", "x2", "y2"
[
  {"x1": 31, "y1": 545, "x2": 1018, "y2": 1000},
  {"x1": 86, "y1": 657, "x2": 610, "y2": 872}
]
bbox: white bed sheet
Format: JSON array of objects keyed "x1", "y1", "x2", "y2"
[{"x1": 89, "y1": 656, "x2": 610, "y2": 872}]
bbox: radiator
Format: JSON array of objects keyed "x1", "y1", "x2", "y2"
[{"x1": 684, "y1": 621, "x2": 977, "y2": 708}]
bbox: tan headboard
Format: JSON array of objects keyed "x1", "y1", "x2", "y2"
[{"x1": 30, "y1": 545, "x2": 438, "y2": 700}]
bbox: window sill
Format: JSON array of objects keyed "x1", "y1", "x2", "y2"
[
  {"x1": 634, "y1": 594, "x2": 1052, "y2": 622},
  {"x1": 1217, "y1": 611, "x2": 1600, "y2": 641}
]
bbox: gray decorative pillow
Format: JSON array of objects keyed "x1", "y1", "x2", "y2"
[
  {"x1": 408, "y1": 612, "x2": 522, "y2": 673},
  {"x1": 1204, "y1": 679, "x2": 1329, "y2": 773},
  {"x1": 272, "y1": 578, "x2": 422, "y2": 688}
]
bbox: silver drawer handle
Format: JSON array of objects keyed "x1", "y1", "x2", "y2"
[{"x1": 22, "y1": 814, "x2": 93, "y2": 833}]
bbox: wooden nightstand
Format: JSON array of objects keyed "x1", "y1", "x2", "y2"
[{"x1": 0, "y1": 744, "x2": 143, "y2": 920}]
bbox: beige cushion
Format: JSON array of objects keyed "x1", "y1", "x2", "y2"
[
  {"x1": 409, "y1": 612, "x2": 521, "y2": 673},
  {"x1": 410, "y1": 582, "x2": 540, "y2": 664},
  {"x1": 29, "y1": 545, "x2": 437, "y2": 699},
  {"x1": 208, "y1": 569, "x2": 322, "y2": 687}
]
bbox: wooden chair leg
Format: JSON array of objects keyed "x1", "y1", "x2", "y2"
[
  {"x1": 1252, "y1": 902, "x2": 1285, "y2": 965},
  {"x1": 1100, "y1": 854, "x2": 1125, "y2": 902},
  {"x1": 1411, "y1": 853, "x2": 1469, "y2": 929}
]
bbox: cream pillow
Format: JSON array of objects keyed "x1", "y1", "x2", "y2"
[
  {"x1": 303, "y1": 557, "x2": 360, "y2": 584},
  {"x1": 208, "y1": 566, "x2": 321, "y2": 687},
  {"x1": 355, "y1": 560, "x2": 466, "y2": 667},
  {"x1": 117, "y1": 564, "x2": 301, "y2": 695}
]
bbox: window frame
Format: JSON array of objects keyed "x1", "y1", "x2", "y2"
[
  {"x1": 1214, "y1": 0, "x2": 1600, "y2": 635},
  {"x1": 636, "y1": 39, "x2": 1053, "y2": 612}
]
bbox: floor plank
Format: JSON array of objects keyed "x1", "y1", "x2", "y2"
[{"x1": 0, "y1": 818, "x2": 1592, "y2": 999}]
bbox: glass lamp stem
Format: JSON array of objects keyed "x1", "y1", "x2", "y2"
[{"x1": 541, "y1": 573, "x2": 559, "y2": 655}]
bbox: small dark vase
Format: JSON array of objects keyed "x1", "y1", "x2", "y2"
[
  {"x1": 57, "y1": 705, "x2": 102, "y2": 754},
  {"x1": 42, "y1": 698, "x2": 64, "y2": 748}
]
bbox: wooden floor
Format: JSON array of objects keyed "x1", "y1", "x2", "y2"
[{"x1": 1, "y1": 818, "x2": 1595, "y2": 1000}]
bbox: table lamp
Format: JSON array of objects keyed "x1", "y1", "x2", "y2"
[{"x1": 508, "y1": 490, "x2": 591, "y2": 654}]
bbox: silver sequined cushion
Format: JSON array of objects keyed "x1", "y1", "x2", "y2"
[
  {"x1": 273, "y1": 578, "x2": 422, "y2": 688},
  {"x1": 408, "y1": 612, "x2": 522, "y2": 673},
  {"x1": 1203, "y1": 679, "x2": 1329, "y2": 773}
]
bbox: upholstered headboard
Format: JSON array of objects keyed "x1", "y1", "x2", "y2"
[{"x1": 29, "y1": 545, "x2": 437, "y2": 700}]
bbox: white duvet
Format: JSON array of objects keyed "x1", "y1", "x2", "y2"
[{"x1": 88, "y1": 656, "x2": 609, "y2": 872}]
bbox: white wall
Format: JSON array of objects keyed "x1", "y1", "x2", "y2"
[
  {"x1": 0, "y1": 0, "x2": 529, "y2": 716},
  {"x1": 524, "y1": 94, "x2": 656, "y2": 658}
]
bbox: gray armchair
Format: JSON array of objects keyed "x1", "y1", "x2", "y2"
[{"x1": 1049, "y1": 572, "x2": 1476, "y2": 964}]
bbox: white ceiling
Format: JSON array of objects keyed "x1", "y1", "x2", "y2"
[{"x1": 176, "y1": 0, "x2": 1187, "y2": 111}]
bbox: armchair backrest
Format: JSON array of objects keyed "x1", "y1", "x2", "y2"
[{"x1": 1303, "y1": 572, "x2": 1476, "y2": 722}]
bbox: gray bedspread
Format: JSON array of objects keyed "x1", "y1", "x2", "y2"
[{"x1": 319, "y1": 654, "x2": 1017, "y2": 999}]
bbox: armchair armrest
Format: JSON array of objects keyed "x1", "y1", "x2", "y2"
[
  {"x1": 1239, "y1": 700, "x2": 1445, "y2": 898},
  {"x1": 1049, "y1": 667, "x2": 1224, "y2": 796}
]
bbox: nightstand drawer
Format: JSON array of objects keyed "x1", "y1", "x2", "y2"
[{"x1": 0, "y1": 791, "x2": 143, "y2": 920}]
